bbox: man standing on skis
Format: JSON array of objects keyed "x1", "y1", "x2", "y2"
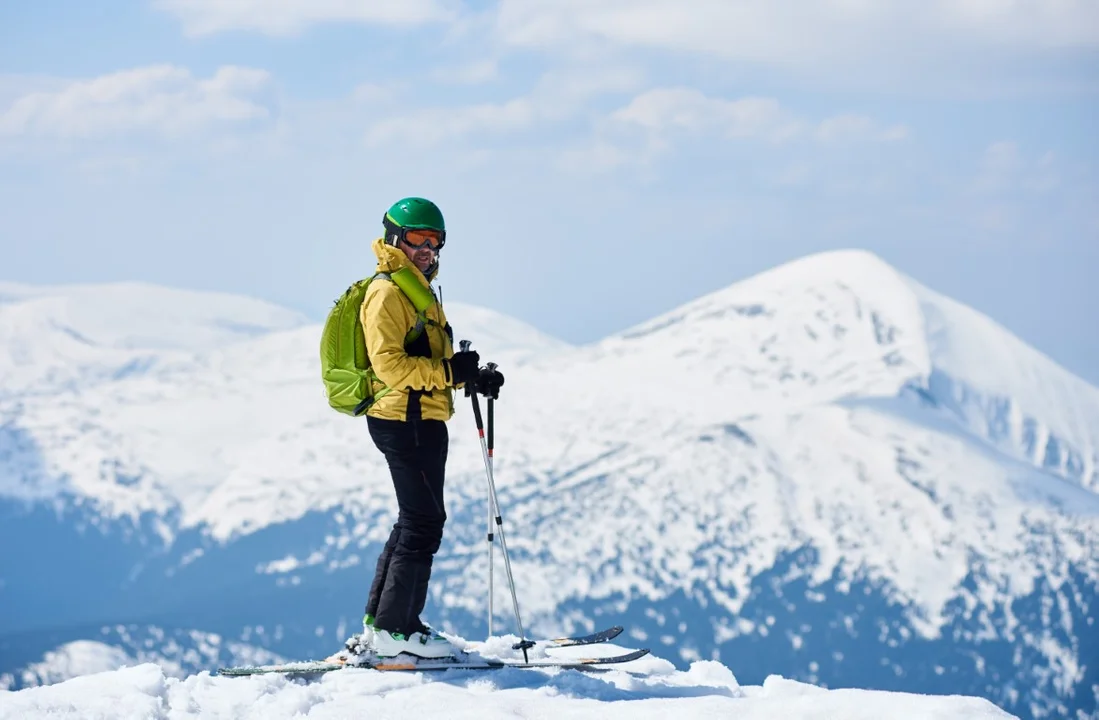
[{"x1": 356, "y1": 197, "x2": 503, "y2": 659}]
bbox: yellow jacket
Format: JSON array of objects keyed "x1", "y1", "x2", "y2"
[{"x1": 360, "y1": 238, "x2": 456, "y2": 422}]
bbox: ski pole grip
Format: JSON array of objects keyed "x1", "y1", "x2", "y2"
[{"x1": 459, "y1": 340, "x2": 473, "y2": 397}]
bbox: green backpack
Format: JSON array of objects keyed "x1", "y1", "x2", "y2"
[{"x1": 320, "y1": 267, "x2": 437, "y2": 417}]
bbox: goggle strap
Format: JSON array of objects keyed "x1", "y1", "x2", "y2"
[{"x1": 381, "y1": 215, "x2": 446, "y2": 249}]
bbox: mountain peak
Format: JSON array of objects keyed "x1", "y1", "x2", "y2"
[
  {"x1": 750, "y1": 247, "x2": 903, "y2": 286},
  {"x1": 594, "y1": 248, "x2": 1098, "y2": 492}
]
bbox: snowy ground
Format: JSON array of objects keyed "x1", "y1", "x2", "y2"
[{"x1": 0, "y1": 643, "x2": 1016, "y2": 720}]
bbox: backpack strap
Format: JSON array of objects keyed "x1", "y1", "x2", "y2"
[{"x1": 375, "y1": 268, "x2": 439, "y2": 345}]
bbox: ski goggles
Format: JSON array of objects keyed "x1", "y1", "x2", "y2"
[{"x1": 402, "y1": 229, "x2": 445, "y2": 251}]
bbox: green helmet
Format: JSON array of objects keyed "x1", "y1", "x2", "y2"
[{"x1": 383, "y1": 197, "x2": 446, "y2": 248}]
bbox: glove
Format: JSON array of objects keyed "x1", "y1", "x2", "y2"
[
  {"x1": 476, "y1": 366, "x2": 505, "y2": 399},
  {"x1": 447, "y1": 350, "x2": 480, "y2": 387}
]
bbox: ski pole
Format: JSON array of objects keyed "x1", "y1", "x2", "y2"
[
  {"x1": 460, "y1": 342, "x2": 534, "y2": 661},
  {"x1": 461, "y1": 340, "x2": 495, "y2": 639},
  {"x1": 477, "y1": 384, "x2": 534, "y2": 660},
  {"x1": 486, "y1": 381, "x2": 495, "y2": 639}
]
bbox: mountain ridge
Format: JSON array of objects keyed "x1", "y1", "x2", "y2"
[{"x1": 1, "y1": 249, "x2": 1097, "y2": 719}]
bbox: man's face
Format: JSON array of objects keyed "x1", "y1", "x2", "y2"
[{"x1": 399, "y1": 229, "x2": 442, "y2": 274}]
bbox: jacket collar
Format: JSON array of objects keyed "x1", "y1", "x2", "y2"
[{"x1": 371, "y1": 237, "x2": 438, "y2": 284}]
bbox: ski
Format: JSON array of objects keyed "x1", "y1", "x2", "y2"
[
  {"x1": 371, "y1": 647, "x2": 650, "y2": 673},
  {"x1": 217, "y1": 647, "x2": 649, "y2": 677},
  {"x1": 467, "y1": 625, "x2": 625, "y2": 651}
]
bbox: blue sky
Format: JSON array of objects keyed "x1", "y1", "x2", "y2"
[{"x1": 1, "y1": 0, "x2": 1097, "y2": 384}]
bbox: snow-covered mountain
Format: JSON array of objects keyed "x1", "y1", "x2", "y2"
[{"x1": 1, "y1": 251, "x2": 1096, "y2": 720}]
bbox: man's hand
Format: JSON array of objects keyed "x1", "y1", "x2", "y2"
[
  {"x1": 477, "y1": 366, "x2": 505, "y2": 399},
  {"x1": 447, "y1": 350, "x2": 480, "y2": 386}
]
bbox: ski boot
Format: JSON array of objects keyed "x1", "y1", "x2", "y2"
[{"x1": 372, "y1": 623, "x2": 457, "y2": 659}]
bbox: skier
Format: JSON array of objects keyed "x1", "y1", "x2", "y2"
[{"x1": 354, "y1": 197, "x2": 504, "y2": 659}]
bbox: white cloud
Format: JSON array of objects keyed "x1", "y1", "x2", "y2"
[
  {"x1": 770, "y1": 163, "x2": 813, "y2": 188},
  {"x1": 968, "y1": 141, "x2": 1067, "y2": 234},
  {"x1": 430, "y1": 60, "x2": 499, "y2": 86},
  {"x1": 975, "y1": 140, "x2": 1023, "y2": 194},
  {"x1": 365, "y1": 98, "x2": 536, "y2": 147},
  {"x1": 816, "y1": 114, "x2": 910, "y2": 143},
  {"x1": 607, "y1": 90, "x2": 909, "y2": 150},
  {"x1": 0, "y1": 65, "x2": 273, "y2": 139},
  {"x1": 975, "y1": 141, "x2": 1060, "y2": 195},
  {"x1": 555, "y1": 139, "x2": 635, "y2": 174},
  {"x1": 611, "y1": 88, "x2": 801, "y2": 142},
  {"x1": 880, "y1": 125, "x2": 912, "y2": 142},
  {"x1": 816, "y1": 114, "x2": 875, "y2": 143},
  {"x1": 938, "y1": 0, "x2": 1099, "y2": 46},
  {"x1": 362, "y1": 63, "x2": 644, "y2": 147},
  {"x1": 534, "y1": 64, "x2": 644, "y2": 114},
  {"x1": 362, "y1": 81, "x2": 911, "y2": 172},
  {"x1": 983, "y1": 141, "x2": 1023, "y2": 175},
  {"x1": 0, "y1": 75, "x2": 70, "y2": 109},
  {"x1": 568, "y1": 89, "x2": 912, "y2": 172},
  {"x1": 1027, "y1": 151, "x2": 1061, "y2": 193},
  {"x1": 155, "y1": 0, "x2": 455, "y2": 36},
  {"x1": 495, "y1": 0, "x2": 1099, "y2": 69},
  {"x1": 351, "y1": 82, "x2": 398, "y2": 105}
]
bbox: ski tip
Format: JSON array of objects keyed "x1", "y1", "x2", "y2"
[
  {"x1": 546, "y1": 625, "x2": 626, "y2": 646},
  {"x1": 601, "y1": 647, "x2": 650, "y2": 663}
]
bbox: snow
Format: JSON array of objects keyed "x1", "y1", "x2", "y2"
[
  {"x1": 0, "y1": 647, "x2": 1015, "y2": 720},
  {"x1": 1, "y1": 641, "x2": 132, "y2": 690}
]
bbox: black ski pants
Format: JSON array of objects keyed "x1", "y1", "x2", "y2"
[{"x1": 364, "y1": 416, "x2": 448, "y2": 636}]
